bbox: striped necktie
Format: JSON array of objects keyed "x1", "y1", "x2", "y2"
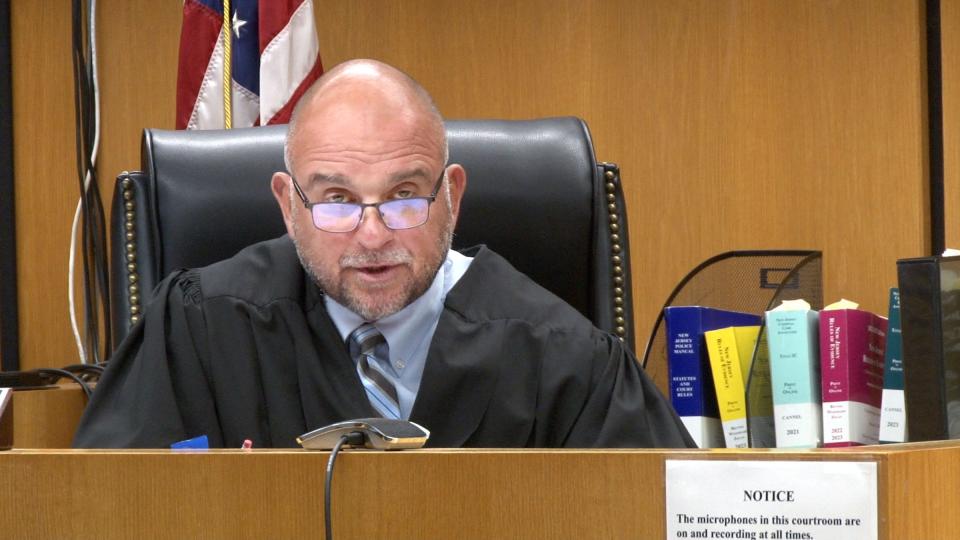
[{"x1": 347, "y1": 324, "x2": 401, "y2": 419}]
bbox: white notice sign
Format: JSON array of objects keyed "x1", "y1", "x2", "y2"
[{"x1": 665, "y1": 460, "x2": 877, "y2": 540}]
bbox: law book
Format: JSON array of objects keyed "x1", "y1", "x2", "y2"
[
  {"x1": 878, "y1": 288, "x2": 907, "y2": 443},
  {"x1": 704, "y1": 325, "x2": 760, "y2": 448},
  {"x1": 664, "y1": 306, "x2": 760, "y2": 448},
  {"x1": 764, "y1": 299, "x2": 822, "y2": 448},
  {"x1": 819, "y1": 299, "x2": 887, "y2": 448}
]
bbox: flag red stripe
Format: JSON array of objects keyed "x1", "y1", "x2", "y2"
[
  {"x1": 264, "y1": 54, "x2": 323, "y2": 125},
  {"x1": 258, "y1": 0, "x2": 306, "y2": 54},
  {"x1": 175, "y1": 0, "x2": 222, "y2": 130}
]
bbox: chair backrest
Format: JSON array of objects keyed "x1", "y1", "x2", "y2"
[{"x1": 111, "y1": 117, "x2": 635, "y2": 350}]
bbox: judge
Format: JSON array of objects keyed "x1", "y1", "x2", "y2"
[{"x1": 74, "y1": 59, "x2": 693, "y2": 449}]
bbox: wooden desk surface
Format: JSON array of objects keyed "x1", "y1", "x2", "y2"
[{"x1": 2, "y1": 442, "x2": 960, "y2": 540}]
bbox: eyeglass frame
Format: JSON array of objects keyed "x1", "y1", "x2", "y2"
[{"x1": 290, "y1": 168, "x2": 447, "y2": 233}]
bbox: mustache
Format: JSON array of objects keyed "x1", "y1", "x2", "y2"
[{"x1": 340, "y1": 248, "x2": 413, "y2": 268}]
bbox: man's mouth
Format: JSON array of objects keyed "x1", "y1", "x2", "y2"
[
  {"x1": 357, "y1": 264, "x2": 395, "y2": 276},
  {"x1": 350, "y1": 263, "x2": 404, "y2": 282},
  {"x1": 341, "y1": 248, "x2": 413, "y2": 284}
]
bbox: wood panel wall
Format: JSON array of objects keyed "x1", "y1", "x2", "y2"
[
  {"x1": 945, "y1": 0, "x2": 960, "y2": 248},
  {"x1": 7, "y1": 0, "x2": 949, "y2": 370}
]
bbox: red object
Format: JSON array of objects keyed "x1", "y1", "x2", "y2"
[{"x1": 176, "y1": 0, "x2": 323, "y2": 130}]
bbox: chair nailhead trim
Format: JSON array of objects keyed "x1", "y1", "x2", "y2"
[
  {"x1": 121, "y1": 174, "x2": 141, "y2": 327},
  {"x1": 604, "y1": 167, "x2": 626, "y2": 340}
]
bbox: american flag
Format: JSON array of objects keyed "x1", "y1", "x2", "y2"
[{"x1": 176, "y1": 0, "x2": 323, "y2": 130}]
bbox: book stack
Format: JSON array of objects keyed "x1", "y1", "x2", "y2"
[
  {"x1": 664, "y1": 306, "x2": 760, "y2": 448},
  {"x1": 664, "y1": 296, "x2": 895, "y2": 449}
]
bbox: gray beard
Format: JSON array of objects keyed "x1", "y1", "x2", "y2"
[{"x1": 292, "y1": 218, "x2": 454, "y2": 321}]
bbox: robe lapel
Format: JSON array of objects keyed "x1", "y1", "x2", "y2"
[
  {"x1": 410, "y1": 312, "x2": 502, "y2": 446},
  {"x1": 298, "y1": 289, "x2": 378, "y2": 430}
]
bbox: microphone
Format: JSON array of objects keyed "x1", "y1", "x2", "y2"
[
  {"x1": 297, "y1": 418, "x2": 430, "y2": 450},
  {"x1": 298, "y1": 419, "x2": 430, "y2": 540}
]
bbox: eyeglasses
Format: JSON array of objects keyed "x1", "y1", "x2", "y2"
[{"x1": 291, "y1": 170, "x2": 446, "y2": 233}]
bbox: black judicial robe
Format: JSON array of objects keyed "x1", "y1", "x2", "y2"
[{"x1": 74, "y1": 237, "x2": 693, "y2": 449}]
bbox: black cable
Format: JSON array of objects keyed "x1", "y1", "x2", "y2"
[
  {"x1": 82, "y1": 0, "x2": 110, "y2": 361},
  {"x1": 324, "y1": 431, "x2": 365, "y2": 540},
  {"x1": 34, "y1": 368, "x2": 93, "y2": 399},
  {"x1": 63, "y1": 363, "x2": 104, "y2": 375},
  {"x1": 62, "y1": 363, "x2": 105, "y2": 383},
  {"x1": 71, "y1": 0, "x2": 96, "y2": 364},
  {"x1": 69, "y1": 0, "x2": 111, "y2": 364},
  {"x1": 83, "y1": 0, "x2": 109, "y2": 363},
  {"x1": 90, "y1": 166, "x2": 111, "y2": 354}
]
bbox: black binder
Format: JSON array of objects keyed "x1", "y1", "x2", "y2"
[{"x1": 896, "y1": 255, "x2": 960, "y2": 441}]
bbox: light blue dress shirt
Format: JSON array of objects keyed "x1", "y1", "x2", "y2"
[{"x1": 324, "y1": 249, "x2": 473, "y2": 419}]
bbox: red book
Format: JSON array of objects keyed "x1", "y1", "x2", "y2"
[{"x1": 819, "y1": 301, "x2": 887, "y2": 447}]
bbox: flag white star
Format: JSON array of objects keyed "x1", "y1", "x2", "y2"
[{"x1": 232, "y1": 11, "x2": 247, "y2": 38}]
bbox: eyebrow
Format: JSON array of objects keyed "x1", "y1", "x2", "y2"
[
  {"x1": 387, "y1": 169, "x2": 432, "y2": 185},
  {"x1": 304, "y1": 169, "x2": 433, "y2": 188},
  {"x1": 304, "y1": 172, "x2": 349, "y2": 187}
]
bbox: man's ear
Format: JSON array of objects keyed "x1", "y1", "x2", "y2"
[
  {"x1": 445, "y1": 164, "x2": 467, "y2": 225},
  {"x1": 271, "y1": 172, "x2": 296, "y2": 237}
]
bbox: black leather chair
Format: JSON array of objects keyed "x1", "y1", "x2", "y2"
[{"x1": 110, "y1": 117, "x2": 635, "y2": 352}]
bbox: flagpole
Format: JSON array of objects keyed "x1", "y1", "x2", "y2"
[{"x1": 222, "y1": 0, "x2": 232, "y2": 129}]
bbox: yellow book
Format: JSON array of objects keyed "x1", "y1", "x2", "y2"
[{"x1": 705, "y1": 325, "x2": 761, "y2": 448}]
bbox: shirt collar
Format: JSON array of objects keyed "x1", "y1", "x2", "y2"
[{"x1": 325, "y1": 254, "x2": 447, "y2": 364}]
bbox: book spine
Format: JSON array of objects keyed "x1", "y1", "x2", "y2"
[
  {"x1": 665, "y1": 308, "x2": 715, "y2": 448},
  {"x1": 821, "y1": 311, "x2": 851, "y2": 447},
  {"x1": 862, "y1": 315, "x2": 887, "y2": 437},
  {"x1": 821, "y1": 310, "x2": 886, "y2": 447},
  {"x1": 879, "y1": 288, "x2": 906, "y2": 443},
  {"x1": 666, "y1": 308, "x2": 706, "y2": 418},
  {"x1": 705, "y1": 327, "x2": 749, "y2": 448},
  {"x1": 766, "y1": 310, "x2": 822, "y2": 448}
]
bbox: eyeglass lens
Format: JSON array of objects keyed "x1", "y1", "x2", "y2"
[{"x1": 311, "y1": 198, "x2": 431, "y2": 232}]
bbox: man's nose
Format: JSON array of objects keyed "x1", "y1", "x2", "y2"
[{"x1": 354, "y1": 206, "x2": 393, "y2": 249}]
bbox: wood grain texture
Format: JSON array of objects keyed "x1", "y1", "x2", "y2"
[
  {"x1": 10, "y1": 386, "x2": 87, "y2": 448},
  {"x1": 12, "y1": 1, "x2": 933, "y2": 370},
  {"x1": 881, "y1": 441, "x2": 960, "y2": 539},
  {"x1": 9, "y1": 390, "x2": 960, "y2": 539},
  {"x1": 2, "y1": 444, "x2": 960, "y2": 539},
  {"x1": 12, "y1": 1, "x2": 81, "y2": 369},
  {"x1": 313, "y1": 0, "x2": 927, "y2": 329}
]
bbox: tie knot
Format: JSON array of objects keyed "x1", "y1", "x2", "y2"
[{"x1": 347, "y1": 323, "x2": 386, "y2": 357}]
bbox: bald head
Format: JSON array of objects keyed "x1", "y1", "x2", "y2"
[
  {"x1": 270, "y1": 59, "x2": 467, "y2": 322},
  {"x1": 284, "y1": 59, "x2": 447, "y2": 174}
]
